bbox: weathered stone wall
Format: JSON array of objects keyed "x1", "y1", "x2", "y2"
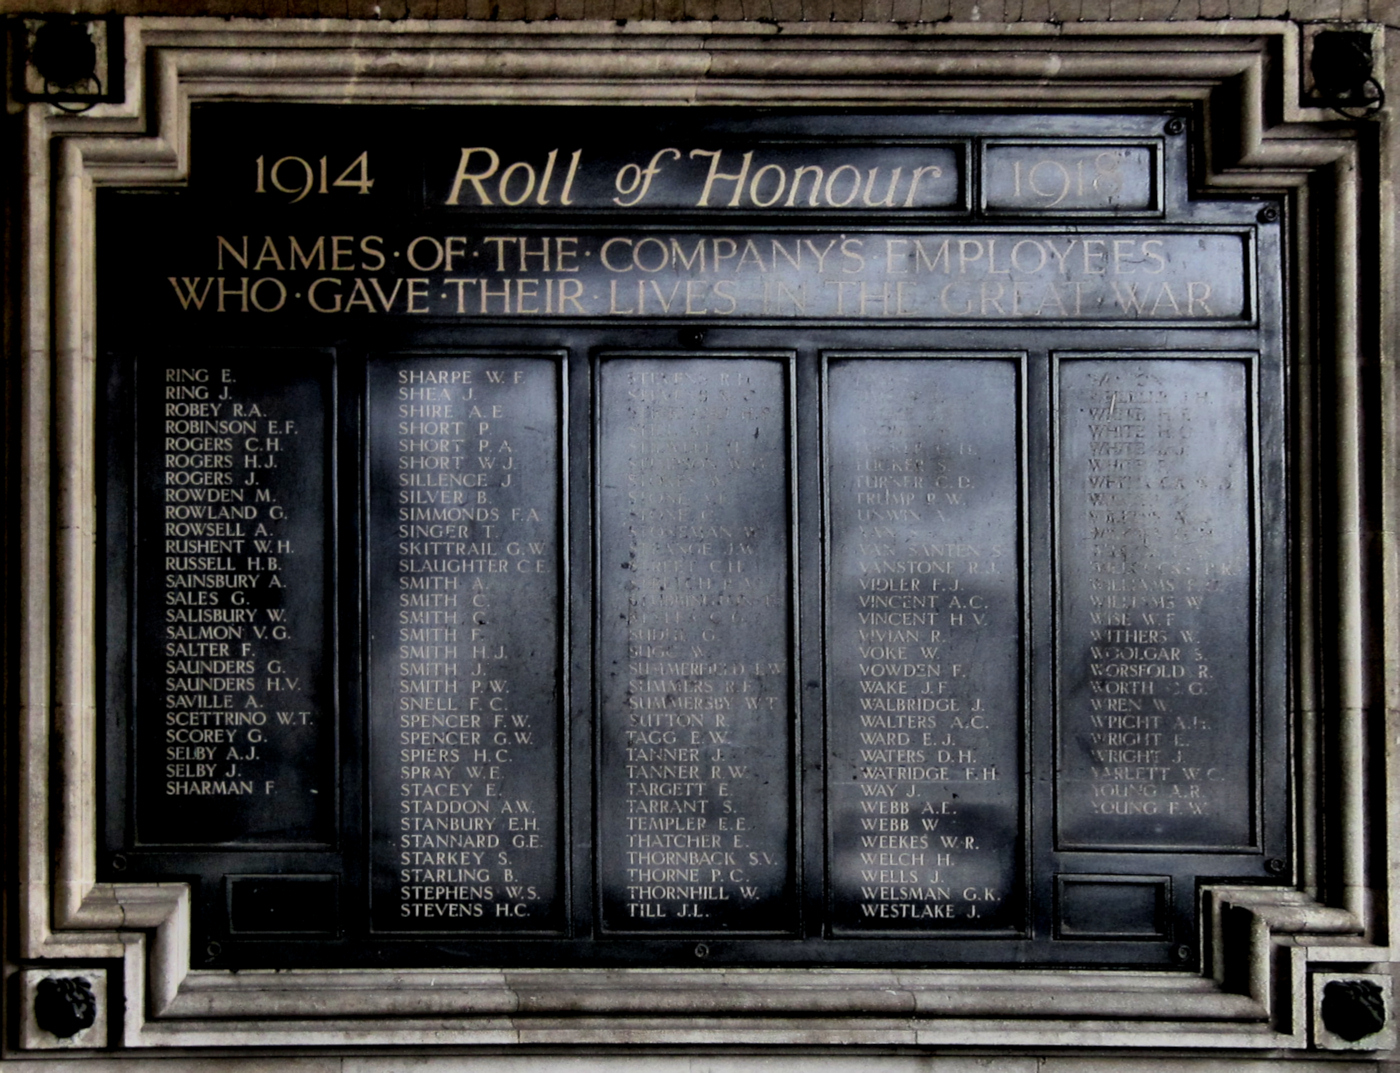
[{"x1": 5, "y1": 0, "x2": 1390, "y2": 25}]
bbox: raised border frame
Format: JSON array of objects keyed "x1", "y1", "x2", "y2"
[{"x1": 9, "y1": 17, "x2": 1396, "y2": 1053}]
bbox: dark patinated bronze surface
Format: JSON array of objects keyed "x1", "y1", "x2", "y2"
[
  {"x1": 825, "y1": 357, "x2": 1022, "y2": 934},
  {"x1": 98, "y1": 104, "x2": 1287, "y2": 970},
  {"x1": 127, "y1": 354, "x2": 335, "y2": 845},
  {"x1": 596, "y1": 355, "x2": 796, "y2": 934},
  {"x1": 1056, "y1": 358, "x2": 1256, "y2": 851},
  {"x1": 365, "y1": 355, "x2": 566, "y2": 932}
]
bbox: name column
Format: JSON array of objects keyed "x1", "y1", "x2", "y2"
[
  {"x1": 597, "y1": 357, "x2": 796, "y2": 934},
  {"x1": 367, "y1": 356, "x2": 565, "y2": 932},
  {"x1": 135, "y1": 356, "x2": 334, "y2": 845},
  {"x1": 826, "y1": 357, "x2": 1023, "y2": 933},
  {"x1": 1057, "y1": 357, "x2": 1255, "y2": 850}
]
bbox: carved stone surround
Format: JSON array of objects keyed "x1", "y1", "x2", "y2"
[{"x1": 10, "y1": 16, "x2": 1396, "y2": 1053}]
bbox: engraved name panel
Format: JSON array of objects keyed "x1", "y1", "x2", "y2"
[
  {"x1": 366, "y1": 355, "x2": 565, "y2": 930},
  {"x1": 596, "y1": 356, "x2": 796, "y2": 933},
  {"x1": 826, "y1": 357, "x2": 1023, "y2": 932},
  {"x1": 1057, "y1": 357, "x2": 1255, "y2": 849},
  {"x1": 134, "y1": 354, "x2": 334, "y2": 844}
]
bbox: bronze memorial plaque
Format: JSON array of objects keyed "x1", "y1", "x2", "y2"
[{"x1": 99, "y1": 105, "x2": 1286, "y2": 969}]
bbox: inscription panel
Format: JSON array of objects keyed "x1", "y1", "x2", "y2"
[
  {"x1": 140, "y1": 227, "x2": 1250, "y2": 325},
  {"x1": 1056, "y1": 357, "x2": 1255, "y2": 850},
  {"x1": 430, "y1": 142, "x2": 965, "y2": 213},
  {"x1": 826, "y1": 358, "x2": 1023, "y2": 932},
  {"x1": 366, "y1": 355, "x2": 565, "y2": 931},
  {"x1": 983, "y1": 143, "x2": 1159, "y2": 214},
  {"x1": 596, "y1": 356, "x2": 796, "y2": 933},
  {"x1": 133, "y1": 354, "x2": 334, "y2": 844}
]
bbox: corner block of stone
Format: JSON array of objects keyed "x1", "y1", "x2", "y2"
[
  {"x1": 1312, "y1": 971, "x2": 1397, "y2": 1051},
  {"x1": 19, "y1": 969, "x2": 108, "y2": 1050}
]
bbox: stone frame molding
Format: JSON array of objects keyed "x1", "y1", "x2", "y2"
[{"x1": 11, "y1": 15, "x2": 1397, "y2": 1053}]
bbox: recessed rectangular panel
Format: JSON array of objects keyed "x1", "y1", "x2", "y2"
[
  {"x1": 133, "y1": 354, "x2": 334, "y2": 844},
  {"x1": 366, "y1": 355, "x2": 565, "y2": 932},
  {"x1": 983, "y1": 143, "x2": 1160, "y2": 214},
  {"x1": 1056, "y1": 875, "x2": 1169, "y2": 939},
  {"x1": 596, "y1": 356, "x2": 796, "y2": 933},
  {"x1": 228, "y1": 875, "x2": 339, "y2": 934},
  {"x1": 826, "y1": 357, "x2": 1023, "y2": 933},
  {"x1": 1057, "y1": 357, "x2": 1255, "y2": 850}
]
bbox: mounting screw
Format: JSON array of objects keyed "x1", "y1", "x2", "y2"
[
  {"x1": 1165, "y1": 117, "x2": 1186, "y2": 135},
  {"x1": 1265, "y1": 856, "x2": 1287, "y2": 875},
  {"x1": 110, "y1": 854, "x2": 127, "y2": 872},
  {"x1": 33, "y1": 977, "x2": 97, "y2": 1040},
  {"x1": 1257, "y1": 206, "x2": 1280, "y2": 224},
  {"x1": 205, "y1": 941, "x2": 222, "y2": 960},
  {"x1": 1173, "y1": 944, "x2": 1192, "y2": 963},
  {"x1": 679, "y1": 327, "x2": 706, "y2": 349},
  {"x1": 694, "y1": 943, "x2": 710, "y2": 958}
]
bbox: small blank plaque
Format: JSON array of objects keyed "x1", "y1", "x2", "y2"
[
  {"x1": 1056, "y1": 875, "x2": 1169, "y2": 939},
  {"x1": 228, "y1": 875, "x2": 338, "y2": 934}
]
